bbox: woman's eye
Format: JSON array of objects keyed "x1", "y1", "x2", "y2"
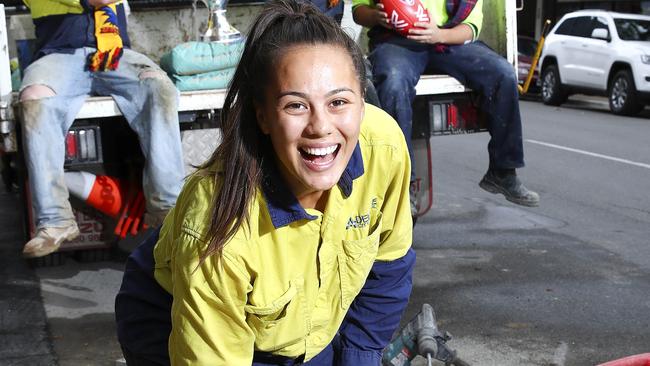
[
  {"x1": 285, "y1": 102, "x2": 307, "y2": 111},
  {"x1": 330, "y1": 99, "x2": 348, "y2": 108}
]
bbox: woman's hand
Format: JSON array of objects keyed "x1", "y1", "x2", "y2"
[{"x1": 407, "y1": 18, "x2": 444, "y2": 44}]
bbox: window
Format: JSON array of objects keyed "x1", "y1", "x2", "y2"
[
  {"x1": 555, "y1": 16, "x2": 597, "y2": 38},
  {"x1": 555, "y1": 17, "x2": 577, "y2": 35},
  {"x1": 590, "y1": 16, "x2": 610, "y2": 38},
  {"x1": 593, "y1": 17, "x2": 609, "y2": 32},
  {"x1": 571, "y1": 16, "x2": 595, "y2": 38},
  {"x1": 614, "y1": 18, "x2": 650, "y2": 41}
]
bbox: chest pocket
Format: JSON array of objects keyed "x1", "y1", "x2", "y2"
[
  {"x1": 338, "y1": 213, "x2": 382, "y2": 309},
  {"x1": 244, "y1": 278, "x2": 306, "y2": 353}
]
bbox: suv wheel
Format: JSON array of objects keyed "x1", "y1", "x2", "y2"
[
  {"x1": 609, "y1": 70, "x2": 644, "y2": 115},
  {"x1": 541, "y1": 64, "x2": 567, "y2": 106}
]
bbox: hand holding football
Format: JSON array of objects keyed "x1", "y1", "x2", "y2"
[{"x1": 379, "y1": 0, "x2": 430, "y2": 36}]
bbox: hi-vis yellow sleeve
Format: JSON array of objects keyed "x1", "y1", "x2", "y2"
[
  {"x1": 23, "y1": 0, "x2": 125, "y2": 18},
  {"x1": 23, "y1": 0, "x2": 83, "y2": 19},
  {"x1": 376, "y1": 129, "x2": 413, "y2": 261},
  {"x1": 167, "y1": 232, "x2": 255, "y2": 365},
  {"x1": 361, "y1": 104, "x2": 413, "y2": 262},
  {"x1": 154, "y1": 174, "x2": 256, "y2": 365}
]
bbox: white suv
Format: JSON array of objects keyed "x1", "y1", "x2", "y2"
[{"x1": 540, "y1": 10, "x2": 650, "y2": 115}]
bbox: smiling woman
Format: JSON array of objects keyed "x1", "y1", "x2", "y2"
[
  {"x1": 115, "y1": 0, "x2": 415, "y2": 365},
  {"x1": 255, "y1": 44, "x2": 364, "y2": 210}
]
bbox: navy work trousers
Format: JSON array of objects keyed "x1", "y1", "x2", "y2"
[{"x1": 369, "y1": 37, "x2": 525, "y2": 180}]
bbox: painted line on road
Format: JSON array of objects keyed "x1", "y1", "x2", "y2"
[
  {"x1": 526, "y1": 139, "x2": 650, "y2": 170},
  {"x1": 552, "y1": 342, "x2": 569, "y2": 366}
]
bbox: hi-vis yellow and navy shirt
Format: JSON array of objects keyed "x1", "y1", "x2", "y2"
[
  {"x1": 116, "y1": 104, "x2": 415, "y2": 365},
  {"x1": 23, "y1": 0, "x2": 131, "y2": 61}
]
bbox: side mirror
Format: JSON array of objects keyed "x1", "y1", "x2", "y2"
[{"x1": 591, "y1": 28, "x2": 610, "y2": 41}]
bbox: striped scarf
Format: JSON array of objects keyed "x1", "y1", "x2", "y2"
[
  {"x1": 441, "y1": 0, "x2": 478, "y2": 29},
  {"x1": 432, "y1": 0, "x2": 477, "y2": 52},
  {"x1": 87, "y1": 4, "x2": 124, "y2": 72}
]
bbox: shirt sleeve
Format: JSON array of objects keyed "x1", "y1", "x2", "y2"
[
  {"x1": 167, "y1": 230, "x2": 255, "y2": 365},
  {"x1": 376, "y1": 123, "x2": 413, "y2": 262},
  {"x1": 462, "y1": 0, "x2": 483, "y2": 40},
  {"x1": 49, "y1": 0, "x2": 85, "y2": 8},
  {"x1": 23, "y1": 0, "x2": 87, "y2": 12},
  {"x1": 336, "y1": 248, "x2": 416, "y2": 365},
  {"x1": 352, "y1": 0, "x2": 374, "y2": 11}
]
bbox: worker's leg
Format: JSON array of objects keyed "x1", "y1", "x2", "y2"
[
  {"x1": 369, "y1": 38, "x2": 428, "y2": 217},
  {"x1": 426, "y1": 41, "x2": 524, "y2": 169},
  {"x1": 368, "y1": 38, "x2": 428, "y2": 182},
  {"x1": 93, "y1": 49, "x2": 184, "y2": 226},
  {"x1": 19, "y1": 49, "x2": 92, "y2": 257},
  {"x1": 426, "y1": 42, "x2": 539, "y2": 206},
  {"x1": 363, "y1": 59, "x2": 381, "y2": 108}
]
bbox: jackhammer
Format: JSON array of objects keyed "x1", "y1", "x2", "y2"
[{"x1": 382, "y1": 304, "x2": 470, "y2": 366}]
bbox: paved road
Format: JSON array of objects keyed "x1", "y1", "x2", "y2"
[
  {"x1": 407, "y1": 98, "x2": 650, "y2": 365},
  {"x1": 1, "y1": 97, "x2": 649, "y2": 365}
]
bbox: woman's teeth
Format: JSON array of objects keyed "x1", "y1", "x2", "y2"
[{"x1": 302, "y1": 145, "x2": 338, "y2": 156}]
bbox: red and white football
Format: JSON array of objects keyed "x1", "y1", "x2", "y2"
[{"x1": 379, "y1": 0, "x2": 430, "y2": 37}]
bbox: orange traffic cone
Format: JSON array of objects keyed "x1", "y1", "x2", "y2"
[{"x1": 64, "y1": 171, "x2": 123, "y2": 218}]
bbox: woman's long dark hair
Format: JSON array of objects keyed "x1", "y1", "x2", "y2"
[{"x1": 197, "y1": 0, "x2": 368, "y2": 261}]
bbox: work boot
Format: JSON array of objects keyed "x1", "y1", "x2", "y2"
[
  {"x1": 479, "y1": 169, "x2": 540, "y2": 207},
  {"x1": 23, "y1": 222, "x2": 80, "y2": 258}
]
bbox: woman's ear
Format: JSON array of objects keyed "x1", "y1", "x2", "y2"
[{"x1": 254, "y1": 101, "x2": 270, "y2": 135}]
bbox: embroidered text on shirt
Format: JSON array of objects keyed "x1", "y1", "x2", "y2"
[{"x1": 346, "y1": 213, "x2": 370, "y2": 230}]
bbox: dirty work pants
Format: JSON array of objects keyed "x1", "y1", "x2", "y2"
[
  {"x1": 369, "y1": 37, "x2": 525, "y2": 181},
  {"x1": 20, "y1": 48, "x2": 184, "y2": 229}
]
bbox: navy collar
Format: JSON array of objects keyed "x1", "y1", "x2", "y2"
[{"x1": 261, "y1": 143, "x2": 364, "y2": 229}]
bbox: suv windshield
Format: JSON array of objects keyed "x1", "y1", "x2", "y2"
[{"x1": 614, "y1": 18, "x2": 650, "y2": 41}]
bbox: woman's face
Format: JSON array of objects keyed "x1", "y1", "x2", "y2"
[{"x1": 256, "y1": 44, "x2": 364, "y2": 207}]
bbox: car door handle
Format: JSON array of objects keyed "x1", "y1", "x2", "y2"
[{"x1": 581, "y1": 44, "x2": 588, "y2": 47}]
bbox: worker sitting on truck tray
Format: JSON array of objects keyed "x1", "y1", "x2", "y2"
[
  {"x1": 20, "y1": 0, "x2": 184, "y2": 258},
  {"x1": 352, "y1": 0, "x2": 540, "y2": 211},
  {"x1": 115, "y1": 0, "x2": 415, "y2": 364}
]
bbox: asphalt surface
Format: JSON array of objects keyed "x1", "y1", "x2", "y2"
[
  {"x1": 1, "y1": 96, "x2": 649, "y2": 365},
  {"x1": 407, "y1": 96, "x2": 650, "y2": 365},
  {"x1": 0, "y1": 192, "x2": 56, "y2": 365}
]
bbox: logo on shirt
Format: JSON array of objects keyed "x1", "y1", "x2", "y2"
[
  {"x1": 346, "y1": 198, "x2": 378, "y2": 230},
  {"x1": 346, "y1": 213, "x2": 370, "y2": 230}
]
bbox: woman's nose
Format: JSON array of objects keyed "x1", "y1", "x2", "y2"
[{"x1": 306, "y1": 107, "x2": 333, "y2": 136}]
